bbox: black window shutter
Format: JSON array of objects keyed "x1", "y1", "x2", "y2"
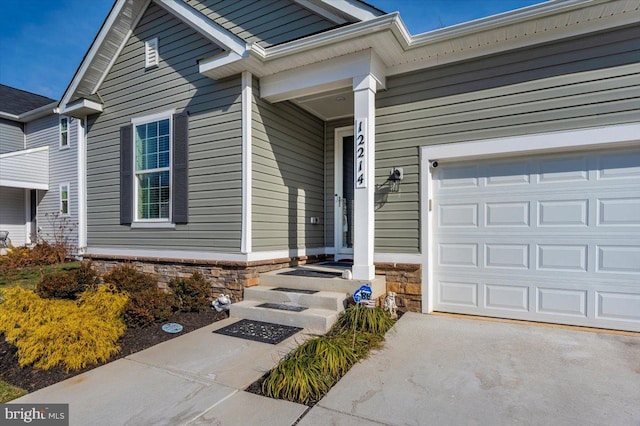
[
  {"x1": 172, "y1": 112, "x2": 189, "y2": 224},
  {"x1": 120, "y1": 124, "x2": 133, "y2": 225}
]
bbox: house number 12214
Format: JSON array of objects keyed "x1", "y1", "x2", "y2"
[{"x1": 355, "y1": 118, "x2": 367, "y2": 189}]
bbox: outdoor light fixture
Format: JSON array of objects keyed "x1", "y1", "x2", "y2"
[{"x1": 388, "y1": 167, "x2": 403, "y2": 192}]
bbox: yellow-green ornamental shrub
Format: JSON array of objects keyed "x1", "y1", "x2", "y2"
[{"x1": 0, "y1": 285, "x2": 128, "y2": 372}]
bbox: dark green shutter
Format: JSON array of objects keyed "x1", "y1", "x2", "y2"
[
  {"x1": 120, "y1": 124, "x2": 133, "y2": 225},
  {"x1": 172, "y1": 113, "x2": 189, "y2": 224}
]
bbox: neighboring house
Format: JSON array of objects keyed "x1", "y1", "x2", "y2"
[
  {"x1": 59, "y1": 0, "x2": 640, "y2": 332},
  {"x1": 0, "y1": 85, "x2": 80, "y2": 251}
]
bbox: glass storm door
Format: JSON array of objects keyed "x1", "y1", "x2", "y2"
[{"x1": 334, "y1": 130, "x2": 354, "y2": 259}]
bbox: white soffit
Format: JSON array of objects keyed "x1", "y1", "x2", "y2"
[{"x1": 201, "y1": 0, "x2": 640, "y2": 81}]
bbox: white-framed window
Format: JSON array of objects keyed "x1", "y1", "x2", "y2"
[
  {"x1": 59, "y1": 183, "x2": 70, "y2": 216},
  {"x1": 59, "y1": 117, "x2": 69, "y2": 149},
  {"x1": 145, "y1": 37, "x2": 159, "y2": 69},
  {"x1": 132, "y1": 111, "x2": 172, "y2": 222}
]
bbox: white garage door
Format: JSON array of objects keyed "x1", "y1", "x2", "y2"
[{"x1": 431, "y1": 147, "x2": 640, "y2": 332}]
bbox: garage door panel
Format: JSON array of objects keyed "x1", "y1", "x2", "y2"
[{"x1": 431, "y1": 146, "x2": 640, "y2": 331}]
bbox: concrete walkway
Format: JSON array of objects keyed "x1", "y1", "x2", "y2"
[
  {"x1": 15, "y1": 317, "x2": 310, "y2": 425},
  {"x1": 300, "y1": 313, "x2": 640, "y2": 426},
  {"x1": 14, "y1": 313, "x2": 640, "y2": 425}
]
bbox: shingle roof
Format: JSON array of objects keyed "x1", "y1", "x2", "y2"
[{"x1": 0, "y1": 84, "x2": 56, "y2": 116}]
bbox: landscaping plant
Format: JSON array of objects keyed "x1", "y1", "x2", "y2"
[
  {"x1": 36, "y1": 262, "x2": 100, "y2": 299},
  {"x1": 0, "y1": 285, "x2": 128, "y2": 372},
  {"x1": 102, "y1": 264, "x2": 174, "y2": 328},
  {"x1": 261, "y1": 305, "x2": 396, "y2": 405},
  {"x1": 168, "y1": 272, "x2": 211, "y2": 312}
]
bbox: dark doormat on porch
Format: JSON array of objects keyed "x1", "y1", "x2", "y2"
[
  {"x1": 213, "y1": 319, "x2": 302, "y2": 344},
  {"x1": 257, "y1": 302, "x2": 308, "y2": 312},
  {"x1": 278, "y1": 269, "x2": 342, "y2": 278}
]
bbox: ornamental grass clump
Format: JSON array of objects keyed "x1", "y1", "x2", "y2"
[
  {"x1": 0, "y1": 285, "x2": 128, "y2": 372},
  {"x1": 261, "y1": 305, "x2": 397, "y2": 405}
]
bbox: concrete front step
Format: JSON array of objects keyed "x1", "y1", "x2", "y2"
[
  {"x1": 230, "y1": 300, "x2": 339, "y2": 333},
  {"x1": 260, "y1": 270, "x2": 387, "y2": 298},
  {"x1": 243, "y1": 286, "x2": 348, "y2": 312}
]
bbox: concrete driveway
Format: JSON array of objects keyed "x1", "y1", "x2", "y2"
[{"x1": 300, "y1": 313, "x2": 640, "y2": 426}]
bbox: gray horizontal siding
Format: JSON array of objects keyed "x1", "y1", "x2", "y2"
[
  {"x1": 87, "y1": 2, "x2": 243, "y2": 253},
  {"x1": 0, "y1": 118, "x2": 24, "y2": 154},
  {"x1": 187, "y1": 0, "x2": 336, "y2": 48},
  {"x1": 0, "y1": 187, "x2": 26, "y2": 246},
  {"x1": 25, "y1": 114, "x2": 79, "y2": 250},
  {"x1": 374, "y1": 24, "x2": 640, "y2": 254},
  {"x1": 252, "y1": 79, "x2": 325, "y2": 251}
]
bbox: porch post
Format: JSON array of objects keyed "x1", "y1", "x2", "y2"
[{"x1": 352, "y1": 74, "x2": 376, "y2": 281}]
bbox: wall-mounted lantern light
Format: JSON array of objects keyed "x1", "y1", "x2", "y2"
[{"x1": 388, "y1": 167, "x2": 403, "y2": 192}]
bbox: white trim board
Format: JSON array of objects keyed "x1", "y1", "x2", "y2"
[
  {"x1": 419, "y1": 122, "x2": 640, "y2": 314},
  {"x1": 241, "y1": 71, "x2": 252, "y2": 254}
]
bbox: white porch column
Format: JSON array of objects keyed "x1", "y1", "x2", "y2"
[{"x1": 352, "y1": 74, "x2": 376, "y2": 281}]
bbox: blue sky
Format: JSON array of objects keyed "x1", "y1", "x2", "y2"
[{"x1": 0, "y1": 0, "x2": 544, "y2": 100}]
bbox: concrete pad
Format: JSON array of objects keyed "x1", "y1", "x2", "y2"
[
  {"x1": 15, "y1": 358, "x2": 236, "y2": 426},
  {"x1": 127, "y1": 317, "x2": 305, "y2": 389},
  {"x1": 297, "y1": 406, "x2": 382, "y2": 426},
  {"x1": 307, "y1": 313, "x2": 640, "y2": 426},
  {"x1": 188, "y1": 391, "x2": 307, "y2": 425}
]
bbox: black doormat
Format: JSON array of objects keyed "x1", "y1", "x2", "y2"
[
  {"x1": 319, "y1": 262, "x2": 353, "y2": 268},
  {"x1": 278, "y1": 269, "x2": 342, "y2": 278},
  {"x1": 271, "y1": 287, "x2": 318, "y2": 294},
  {"x1": 257, "y1": 302, "x2": 308, "y2": 312},
  {"x1": 214, "y1": 319, "x2": 302, "y2": 344}
]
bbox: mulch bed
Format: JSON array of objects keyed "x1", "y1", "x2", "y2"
[{"x1": 0, "y1": 309, "x2": 228, "y2": 393}]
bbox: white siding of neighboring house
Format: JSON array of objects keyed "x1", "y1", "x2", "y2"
[
  {"x1": 0, "y1": 187, "x2": 26, "y2": 246},
  {"x1": 25, "y1": 114, "x2": 79, "y2": 250}
]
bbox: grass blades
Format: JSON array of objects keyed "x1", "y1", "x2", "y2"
[
  {"x1": 333, "y1": 305, "x2": 395, "y2": 335},
  {"x1": 0, "y1": 380, "x2": 27, "y2": 403}
]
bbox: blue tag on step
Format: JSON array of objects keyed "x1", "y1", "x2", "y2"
[{"x1": 353, "y1": 284, "x2": 373, "y2": 303}]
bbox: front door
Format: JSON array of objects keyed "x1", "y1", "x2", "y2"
[{"x1": 334, "y1": 128, "x2": 354, "y2": 259}]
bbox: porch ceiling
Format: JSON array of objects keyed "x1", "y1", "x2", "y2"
[{"x1": 293, "y1": 87, "x2": 354, "y2": 121}]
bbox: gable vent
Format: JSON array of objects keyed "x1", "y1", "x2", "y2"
[{"x1": 145, "y1": 38, "x2": 159, "y2": 69}]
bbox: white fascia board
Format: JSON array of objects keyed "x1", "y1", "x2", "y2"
[
  {"x1": 199, "y1": 51, "x2": 244, "y2": 77},
  {"x1": 60, "y1": 99, "x2": 103, "y2": 119},
  {"x1": 410, "y1": 0, "x2": 596, "y2": 46},
  {"x1": 0, "y1": 179, "x2": 49, "y2": 191},
  {"x1": 0, "y1": 146, "x2": 49, "y2": 159},
  {"x1": 154, "y1": 0, "x2": 247, "y2": 55},
  {"x1": 422, "y1": 123, "x2": 640, "y2": 163},
  {"x1": 260, "y1": 50, "x2": 386, "y2": 102},
  {"x1": 0, "y1": 102, "x2": 58, "y2": 123},
  {"x1": 60, "y1": 0, "x2": 128, "y2": 109},
  {"x1": 0, "y1": 112, "x2": 20, "y2": 121}
]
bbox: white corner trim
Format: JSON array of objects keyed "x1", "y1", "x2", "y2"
[
  {"x1": 77, "y1": 117, "x2": 87, "y2": 251},
  {"x1": 423, "y1": 123, "x2": 640, "y2": 163},
  {"x1": 154, "y1": 0, "x2": 247, "y2": 55},
  {"x1": 241, "y1": 71, "x2": 252, "y2": 254}
]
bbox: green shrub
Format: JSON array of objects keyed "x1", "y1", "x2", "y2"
[
  {"x1": 297, "y1": 336, "x2": 359, "y2": 378},
  {"x1": 333, "y1": 305, "x2": 395, "y2": 335},
  {"x1": 36, "y1": 262, "x2": 99, "y2": 300},
  {"x1": 168, "y1": 272, "x2": 211, "y2": 312},
  {"x1": 0, "y1": 285, "x2": 128, "y2": 372},
  {"x1": 102, "y1": 264, "x2": 157, "y2": 293}
]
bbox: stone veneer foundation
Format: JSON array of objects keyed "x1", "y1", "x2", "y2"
[
  {"x1": 88, "y1": 255, "x2": 422, "y2": 313},
  {"x1": 376, "y1": 263, "x2": 422, "y2": 313},
  {"x1": 89, "y1": 254, "x2": 329, "y2": 303}
]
